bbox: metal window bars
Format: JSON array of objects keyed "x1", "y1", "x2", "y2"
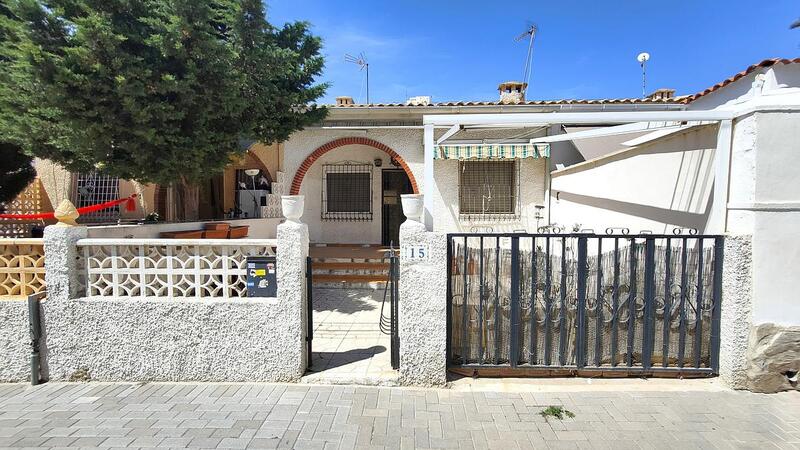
[
  {"x1": 321, "y1": 162, "x2": 373, "y2": 221},
  {"x1": 72, "y1": 172, "x2": 121, "y2": 223},
  {"x1": 458, "y1": 160, "x2": 520, "y2": 222}
]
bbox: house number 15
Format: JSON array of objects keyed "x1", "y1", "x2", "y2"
[{"x1": 402, "y1": 244, "x2": 430, "y2": 260}]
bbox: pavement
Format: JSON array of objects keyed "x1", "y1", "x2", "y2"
[
  {"x1": 0, "y1": 381, "x2": 798, "y2": 449},
  {"x1": 303, "y1": 288, "x2": 397, "y2": 386}
]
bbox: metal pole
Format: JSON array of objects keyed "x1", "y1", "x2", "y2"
[
  {"x1": 28, "y1": 291, "x2": 45, "y2": 386},
  {"x1": 576, "y1": 237, "x2": 588, "y2": 368}
]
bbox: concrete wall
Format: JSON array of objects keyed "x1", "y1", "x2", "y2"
[
  {"x1": 0, "y1": 300, "x2": 29, "y2": 382},
  {"x1": 40, "y1": 222, "x2": 308, "y2": 382},
  {"x1": 398, "y1": 220, "x2": 447, "y2": 386},
  {"x1": 748, "y1": 112, "x2": 800, "y2": 326},
  {"x1": 550, "y1": 125, "x2": 717, "y2": 234}
]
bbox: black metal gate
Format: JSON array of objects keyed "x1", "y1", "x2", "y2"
[
  {"x1": 305, "y1": 256, "x2": 313, "y2": 368},
  {"x1": 386, "y1": 252, "x2": 400, "y2": 369},
  {"x1": 446, "y1": 233, "x2": 723, "y2": 377}
]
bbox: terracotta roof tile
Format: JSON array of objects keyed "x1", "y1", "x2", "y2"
[
  {"x1": 326, "y1": 97, "x2": 687, "y2": 108},
  {"x1": 679, "y1": 58, "x2": 800, "y2": 104},
  {"x1": 323, "y1": 58, "x2": 799, "y2": 108}
]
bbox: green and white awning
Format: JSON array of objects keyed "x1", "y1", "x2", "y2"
[{"x1": 434, "y1": 143, "x2": 550, "y2": 160}]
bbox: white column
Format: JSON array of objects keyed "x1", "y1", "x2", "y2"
[
  {"x1": 277, "y1": 197, "x2": 309, "y2": 379},
  {"x1": 423, "y1": 123, "x2": 435, "y2": 231},
  {"x1": 43, "y1": 225, "x2": 88, "y2": 302},
  {"x1": 398, "y1": 220, "x2": 447, "y2": 386},
  {"x1": 708, "y1": 120, "x2": 733, "y2": 233}
]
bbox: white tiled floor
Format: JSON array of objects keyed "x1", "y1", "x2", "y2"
[{"x1": 303, "y1": 288, "x2": 398, "y2": 384}]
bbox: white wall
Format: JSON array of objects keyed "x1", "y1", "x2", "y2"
[
  {"x1": 432, "y1": 157, "x2": 548, "y2": 233},
  {"x1": 298, "y1": 144, "x2": 390, "y2": 244},
  {"x1": 86, "y1": 218, "x2": 281, "y2": 239},
  {"x1": 550, "y1": 126, "x2": 717, "y2": 234},
  {"x1": 748, "y1": 112, "x2": 800, "y2": 326},
  {"x1": 282, "y1": 129, "x2": 423, "y2": 244}
]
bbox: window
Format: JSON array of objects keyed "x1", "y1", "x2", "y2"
[
  {"x1": 458, "y1": 160, "x2": 518, "y2": 219},
  {"x1": 72, "y1": 172, "x2": 121, "y2": 223},
  {"x1": 322, "y1": 163, "x2": 373, "y2": 221}
]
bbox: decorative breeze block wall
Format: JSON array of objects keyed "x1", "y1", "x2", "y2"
[
  {"x1": 0, "y1": 238, "x2": 46, "y2": 298},
  {"x1": 78, "y1": 239, "x2": 277, "y2": 299}
]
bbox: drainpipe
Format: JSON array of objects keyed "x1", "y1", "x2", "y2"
[{"x1": 28, "y1": 291, "x2": 46, "y2": 386}]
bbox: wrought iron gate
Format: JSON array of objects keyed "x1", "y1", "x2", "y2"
[
  {"x1": 306, "y1": 256, "x2": 313, "y2": 368},
  {"x1": 446, "y1": 233, "x2": 723, "y2": 377},
  {"x1": 388, "y1": 252, "x2": 400, "y2": 369}
]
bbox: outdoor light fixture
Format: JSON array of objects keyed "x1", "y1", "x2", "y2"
[{"x1": 244, "y1": 168, "x2": 261, "y2": 218}]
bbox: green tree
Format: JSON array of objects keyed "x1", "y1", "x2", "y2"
[
  {"x1": 0, "y1": 1, "x2": 35, "y2": 204},
  {"x1": 5, "y1": 0, "x2": 326, "y2": 219},
  {"x1": 0, "y1": 142, "x2": 35, "y2": 204}
]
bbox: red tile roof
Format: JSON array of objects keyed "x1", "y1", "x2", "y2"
[
  {"x1": 326, "y1": 58, "x2": 799, "y2": 108},
  {"x1": 679, "y1": 58, "x2": 800, "y2": 104},
  {"x1": 328, "y1": 97, "x2": 686, "y2": 108}
]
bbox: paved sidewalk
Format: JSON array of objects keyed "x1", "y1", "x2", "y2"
[
  {"x1": 304, "y1": 289, "x2": 396, "y2": 385},
  {"x1": 0, "y1": 382, "x2": 798, "y2": 449}
]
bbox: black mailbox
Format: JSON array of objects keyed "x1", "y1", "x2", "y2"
[{"x1": 246, "y1": 256, "x2": 277, "y2": 297}]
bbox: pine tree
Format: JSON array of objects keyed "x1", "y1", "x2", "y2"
[
  {"x1": 4, "y1": 0, "x2": 327, "y2": 219},
  {"x1": 0, "y1": 0, "x2": 35, "y2": 204}
]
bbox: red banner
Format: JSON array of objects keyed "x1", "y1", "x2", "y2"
[{"x1": 0, "y1": 194, "x2": 138, "y2": 220}]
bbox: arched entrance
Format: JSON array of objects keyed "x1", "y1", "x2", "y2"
[{"x1": 289, "y1": 137, "x2": 419, "y2": 195}]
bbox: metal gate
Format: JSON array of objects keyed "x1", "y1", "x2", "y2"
[
  {"x1": 446, "y1": 233, "x2": 723, "y2": 377},
  {"x1": 379, "y1": 251, "x2": 401, "y2": 369},
  {"x1": 305, "y1": 257, "x2": 314, "y2": 368}
]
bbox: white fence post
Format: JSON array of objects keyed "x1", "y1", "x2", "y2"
[
  {"x1": 43, "y1": 225, "x2": 88, "y2": 302},
  {"x1": 398, "y1": 217, "x2": 448, "y2": 386},
  {"x1": 276, "y1": 196, "x2": 310, "y2": 379}
]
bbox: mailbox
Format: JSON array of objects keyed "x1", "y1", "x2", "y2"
[{"x1": 246, "y1": 256, "x2": 277, "y2": 297}]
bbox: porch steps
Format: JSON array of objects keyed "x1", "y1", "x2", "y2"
[
  {"x1": 309, "y1": 247, "x2": 393, "y2": 288},
  {"x1": 313, "y1": 262, "x2": 390, "y2": 271},
  {"x1": 312, "y1": 274, "x2": 389, "y2": 284}
]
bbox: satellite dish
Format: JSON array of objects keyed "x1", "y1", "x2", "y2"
[{"x1": 636, "y1": 52, "x2": 650, "y2": 98}]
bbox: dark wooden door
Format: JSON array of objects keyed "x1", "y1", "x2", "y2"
[{"x1": 381, "y1": 170, "x2": 413, "y2": 246}]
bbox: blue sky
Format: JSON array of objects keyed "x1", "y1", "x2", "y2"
[{"x1": 267, "y1": 0, "x2": 800, "y2": 104}]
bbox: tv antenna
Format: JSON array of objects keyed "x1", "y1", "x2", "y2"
[
  {"x1": 515, "y1": 23, "x2": 538, "y2": 94},
  {"x1": 637, "y1": 52, "x2": 650, "y2": 98},
  {"x1": 345, "y1": 52, "x2": 369, "y2": 104}
]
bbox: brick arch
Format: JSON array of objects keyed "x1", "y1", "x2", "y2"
[{"x1": 290, "y1": 137, "x2": 419, "y2": 195}]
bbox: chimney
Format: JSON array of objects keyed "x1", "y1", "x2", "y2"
[
  {"x1": 498, "y1": 81, "x2": 527, "y2": 104},
  {"x1": 405, "y1": 96, "x2": 431, "y2": 106},
  {"x1": 647, "y1": 88, "x2": 675, "y2": 101},
  {"x1": 335, "y1": 96, "x2": 355, "y2": 106}
]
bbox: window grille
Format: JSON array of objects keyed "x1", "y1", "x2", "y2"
[
  {"x1": 72, "y1": 172, "x2": 121, "y2": 223},
  {"x1": 322, "y1": 162, "x2": 373, "y2": 221},
  {"x1": 458, "y1": 160, "x2": 519, "y2": 220}
]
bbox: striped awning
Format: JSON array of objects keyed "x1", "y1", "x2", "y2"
[{"x1": 434, "y1": 143, "x2": 550, "y2": 160}]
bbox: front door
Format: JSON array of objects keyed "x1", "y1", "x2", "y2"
[{"x1": 381, "y1": 170, "x2": 413, "y2": 246}]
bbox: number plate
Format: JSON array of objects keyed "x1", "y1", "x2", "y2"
[{"x1": 401, "y1": 244, "x2": 429, "y2": 260}]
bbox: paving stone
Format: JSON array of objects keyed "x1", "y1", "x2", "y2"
[{"x1": 0, "y1": 382, "x2": 796, "y2": 449}]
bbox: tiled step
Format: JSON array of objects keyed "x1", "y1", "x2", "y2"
[
  {"x1": 312, "y1": 262, "x2": 389, "y2": 271},
  {"x1": 312, "y1": 274, "x2": 389, "y2": 284}
]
